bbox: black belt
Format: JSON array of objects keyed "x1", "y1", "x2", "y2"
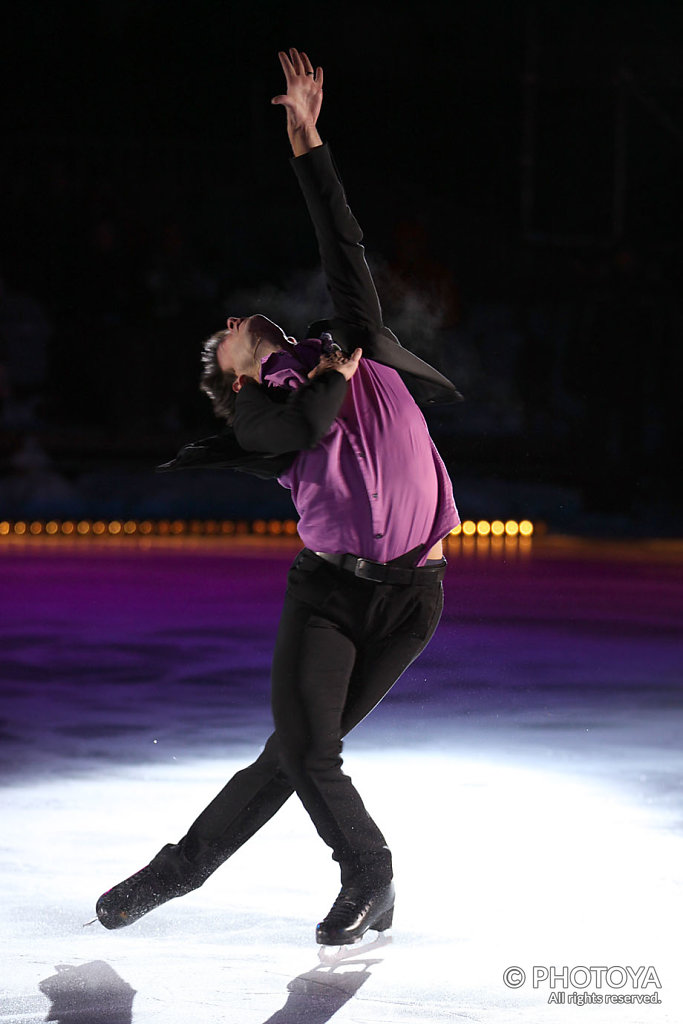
[{"x1": 312, "y1": 550, "x2": 447, "y2": 586}]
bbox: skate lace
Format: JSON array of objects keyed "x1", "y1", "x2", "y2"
[{"x1": 326, "y1": 888, "x2": 368, "y2": 923}]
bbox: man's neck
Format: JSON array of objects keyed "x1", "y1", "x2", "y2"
[{"x1": 254, "y1": 338, "x2": 284, "y2": 364}]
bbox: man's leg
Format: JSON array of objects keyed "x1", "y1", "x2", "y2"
[
  {"x1": 270, "y1": 560, "x2": 445, "y2": 889},
  {"x1": 270, "y1": 595, "x2": 385, "y2": 887},
  {"x1": 146, "y1": 735, "x2": 293, "y2": 892},
  {"x1": 270, "y1": 562, "x2": 444, "y2": 944},
  {"x1": 95, "y1": 732, "x2": 298, "y2": 928}
]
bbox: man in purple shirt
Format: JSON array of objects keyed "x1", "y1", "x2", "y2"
[{"x1": 96, "y1": 48, "x2": 460, "y2": 947}]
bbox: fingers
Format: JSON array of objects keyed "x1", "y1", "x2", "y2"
[
  {"x1": 278, "y1": 47, "x2": 322, "y2": 83},
  {"x1": 301, "y1": 52, "x2": 323, "y2": 85},
  {"x1": 307, "y1": 355, "x2": 336, "y2": 379},
  {"x1": 278, "y1": 50, "x2": 294, "y2": 80},
  {"x1": 289, "y1": 47, "x2": 305, "y2": 76},
  {"x1": 307, "y1": 348, "x2": 362, "y2": 382}
]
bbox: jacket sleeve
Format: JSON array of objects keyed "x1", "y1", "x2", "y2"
[
  {"x1": 291, "y1": 144, "x2": 383, "y2": 330},
  {"x1": 232, "y1": 371, "x2": 348, "y2": 455}
]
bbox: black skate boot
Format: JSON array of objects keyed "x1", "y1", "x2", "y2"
[
  {"x1": 96, "y1": 864, "x2": 183, "y2": 930},
  {"x1": 315, "y1": 880, "x2": 395, "y2": 946}
]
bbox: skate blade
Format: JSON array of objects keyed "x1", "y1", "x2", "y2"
[{"x1": 317, "y1": 929, "x2": 392, "y2": 964}]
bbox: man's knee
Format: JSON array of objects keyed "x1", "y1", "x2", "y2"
[{"x1": 278, "y1": 739, "x2": 343, "y2": 783}]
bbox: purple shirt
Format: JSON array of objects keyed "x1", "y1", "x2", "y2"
[{"x1": 260, "y1": 339, "x2": 459, "y2": 567}]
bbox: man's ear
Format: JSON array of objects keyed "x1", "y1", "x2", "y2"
[{"x1": 232, "y1": 374, "x2": 248, "y2": 393}]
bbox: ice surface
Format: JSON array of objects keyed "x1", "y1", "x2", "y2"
[{"x1": 1, "y1": 537, "x2": 682, "y2": 1023}]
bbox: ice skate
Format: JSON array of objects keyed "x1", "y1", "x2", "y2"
[
  {"x1": 315, "y1": 881, "x2": 395, "y2": 948},
  {"x1": 96, "y1": 865, "x2": 182, "y2": 929}
]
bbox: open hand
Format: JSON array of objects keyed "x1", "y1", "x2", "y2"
[{"x1": 271, "y1": 48, "x2": 323, "y2": 131}]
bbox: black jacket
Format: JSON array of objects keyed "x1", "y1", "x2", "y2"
[{"x1": 159, "y1": 144, "x2": 461, "y2": 479}]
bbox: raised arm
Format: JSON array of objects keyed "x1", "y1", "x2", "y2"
[
  {"x1": 271, "y1": 48, "x2": 324, "y2": 157},
  {"x1": 272, "y1": 48, "x2": 384, "y2": 331}
]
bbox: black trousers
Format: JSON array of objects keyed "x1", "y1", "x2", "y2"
[{"x1": 149, "y1": 548, "x2": 444, "y2": 893}]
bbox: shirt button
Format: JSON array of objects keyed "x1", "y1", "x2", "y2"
[
  {"x1": 374, "y1": 532, "x2": 383, "y2": 538},
  {"x1": 371, "y1": 493, "x2": 378, "y2": 499}
]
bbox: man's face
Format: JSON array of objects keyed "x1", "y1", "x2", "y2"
[{"x1": 217, "y1": 314, "x2": 290, "y2": 390}]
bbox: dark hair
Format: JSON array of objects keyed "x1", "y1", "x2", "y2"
[{"x1": 199, "y1": 330, "x2": 238, "y2": 424}]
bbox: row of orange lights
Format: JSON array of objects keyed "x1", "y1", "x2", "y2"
[
  {"x1": 0, "y1": 519, "x2": 300, "y2": 537},
  {"x1": 451, "y1": 519, "x2": 534, "y2": 537},
  {"x1": 0, "y1": 518, "x2": 534, "y2": 538}
]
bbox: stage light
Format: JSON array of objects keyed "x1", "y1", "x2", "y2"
[{"x1": 0, "y1": 517, "x2": 535, "y2": 546}]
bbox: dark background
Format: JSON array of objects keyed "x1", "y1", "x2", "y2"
[{"x1": 1, "y1": 0, "x2": 681, "y2": 533}]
